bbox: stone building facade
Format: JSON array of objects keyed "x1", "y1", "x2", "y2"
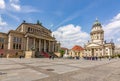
[
  {"x1": 0, "y1": 21, "x2": 60, "y2": 58},
  {"x1": 84, "y1": 19, "x2": 115, "y2": 57},
  {"x1": 114, "y1": 46, "x2": 120, "y2": 55},
  {"x1": 69, "y1": 45, "x2": 84, "y2": 58}
]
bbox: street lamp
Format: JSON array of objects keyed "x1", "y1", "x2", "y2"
[{"x1": 31, "y1": 46, "x2": 35, "y2": 58}]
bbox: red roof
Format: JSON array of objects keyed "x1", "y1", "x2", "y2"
[
  {"x1": 72, "y1": 45, "x2": 84, "y2": 51},
  {"x1": 61, "y1": 47, "x2": 68, "y2": 50}
]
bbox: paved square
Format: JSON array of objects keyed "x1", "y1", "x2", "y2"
[
  {"x1": 40, "y1": 65, "x2": 79, "y2": 74},
  {"x1": 0, "y1": 68, "x2": 48, "y2": 81},
  {"x1": 0, "y1": 58, "x2": 120, "y2": 81},
  {"x1": 27, "y1": 62, "x2": 54, "y2": 67},
  {"x1": 0, "y1": 64, "x2": 25, "y2": 70}
]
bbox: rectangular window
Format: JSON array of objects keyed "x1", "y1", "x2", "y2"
[
  {"x1": 13, "y1": 37, "x2": 16, "y2": 42},
  {"x1": 13, "y1": 37, "x2": 22, "y2": 50},
  {"x1": 0, "y1": 38, "x2": 4, "y2": 43},
  {"x1": 19, "y1": 38, "x2": 22, "y2": 43},
  {"x1": 13, "y1": 37, "x2": 22, "y2": 43}
]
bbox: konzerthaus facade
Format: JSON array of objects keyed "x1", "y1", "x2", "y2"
[
  {"x1": 0, "y1": 21, "x2": 60, "y2": 58},
  {"x1": 84, "y1": 19, "x2": 115, "y2": 57}
]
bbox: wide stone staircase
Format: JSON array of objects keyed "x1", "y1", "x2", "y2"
[{"x1": 35, "y1": 51, "x2": 58, "y2": 58}]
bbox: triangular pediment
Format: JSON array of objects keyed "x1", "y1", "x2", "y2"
[{"x1": 87, "y1": 43, "x2": 101, "y2": 47}]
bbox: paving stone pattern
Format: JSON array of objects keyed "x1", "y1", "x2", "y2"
[{"x1": 0, "y1": 58, "x2": 120, "y2": 81}]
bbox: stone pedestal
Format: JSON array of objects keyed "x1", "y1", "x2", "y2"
[
  {"x1": 25, "y1": 51, "x2": 35, "y2": 58},
  {"x1": 6, "y1": 54, "x2": 10, "y2": 58}
]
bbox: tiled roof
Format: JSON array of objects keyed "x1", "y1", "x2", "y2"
[
  {"x1": 72, "y1": 45, "x2": 84, "y2": 51},
  {"x1": 61, "y1": 47, "x2": 68, "y2": 50}
]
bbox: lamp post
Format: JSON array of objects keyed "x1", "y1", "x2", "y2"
[{"x1": 31, "y1": 46, "x2": 35, "y2": 58}]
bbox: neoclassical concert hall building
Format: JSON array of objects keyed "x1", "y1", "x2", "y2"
[
  {"x1": 84, "y1": 19, "x2": 115, "y2": 57},
  {"x1": 0, "y1": 21, "x2": 60, "y2": 58}
]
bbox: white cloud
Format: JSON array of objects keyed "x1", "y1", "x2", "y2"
[
  {"x1": 117, "y1": 38, "x2": 120, "y2": 42},
  {"x1": 10, "y1": 3, "x2": 21, "y2": 11},
  {"x1": 112, "y1": 13, "x2": 120, "y2": 21},
  {"x1": 0, "y1": 15, "x2": 12, "y2": 33},
  {"x1": 20, "y1": 6, "x2": 39, "y2": 13},
  {"x1": 4, "y1": 0, "x2": 38, "y2": 13},
  {"x1": 0, "y1": 15, "x2": 7, "y2": 26},
  {"x1": 103, "y1": 13, "x2": 120, "y2": 45},
  {"x1": 10, "y1": 0, "x2": 19, "y2": 3},
  {"x1": 53, "y1": 24, "x2": 89, "y2": 48},
  {"x1": 9, "y1": 0, "x2": 21, "y2": 11},
  {"x1": 0, "y1": 0, "x2": 5, "y2": 9}
]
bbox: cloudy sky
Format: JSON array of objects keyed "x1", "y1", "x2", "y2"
[{"x1": 0, "y1": 0, "x2": 120, "y2": 48}]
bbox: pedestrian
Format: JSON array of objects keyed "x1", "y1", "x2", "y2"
[
  {"x1": 109, "y1": 56, "x2": 111, "y2": 60},
  {"x1": 52, "y1": 55, "x2": 54, "y2": 60},
  {"x1": 19, "y1": 56, "x2": 22, "y2": 59},
  {"x1": 49, "y1": 55, "x2": 51, "y2": 59},
  {"x1": 99, "y1": 56, "x2": 101, "y2": 61}
]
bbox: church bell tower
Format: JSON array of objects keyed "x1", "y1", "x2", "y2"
[{"x1": 90, "y1": 18, "x2": 104, "y2": 44}]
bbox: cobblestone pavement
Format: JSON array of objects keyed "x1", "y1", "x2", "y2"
[{"x1": 0, "y1": 58, "x2": 120, "y2": 81}]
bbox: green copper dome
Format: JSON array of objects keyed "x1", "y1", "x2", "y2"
[{"x1": 93, "y1": 18, "x2": 101, "y2": 26}]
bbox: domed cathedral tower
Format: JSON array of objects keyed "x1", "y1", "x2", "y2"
[
  {"x1": 90, "y1": 18, "x2": 104, "y2": 44},
  {"x1": 84, "y1": 18, "x2": 115, "y2": 58}
]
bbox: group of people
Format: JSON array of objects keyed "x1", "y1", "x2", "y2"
[
  {"x1": 49, "y1": 55, "x2": 55, "y2": 60},
  {"x1": 83, "y1": 56, "x2": 100, "y2": 60}
]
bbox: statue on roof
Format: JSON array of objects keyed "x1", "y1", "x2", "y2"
[
  {"x1": 37, "y1": 20, "x2": 42, "y2": 26},
  {"x1": 23, "y1": 20, "x2": 26, "y2": 23}
]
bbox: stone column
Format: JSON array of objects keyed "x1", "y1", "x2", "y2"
[
  {"x1": 90, "y1": 49, "x2": 92, "y2": 57},
  {"x1": 39, "y1": 39, "x2": 41, "y2": 51},
  {"x1": 26, "y1": 37, "x2": 29, "y2": 50},
  {"x1": 52, "y1": 42, "x2": 55, "y2": 52},
  {"x1": 111, "y1": 48, "x2": 113, "y2": 56},
  {"x1": 108, "y1": 48, "x2": 110, "y2": 56},
  {"x1": 93, "y1": 49, "x2": 94, "y2": 56},
  {"x1": 48, "y1": 41, "x2": 51, "y2": 52},
  {"x1": 44, "y1": 40, "x2": 46, "y2": 52},
  {"x1": 33, "y1": 38, "x2": 35, "y2": 49},
  {"x1": 8, "y1": 35, "x2": 11, "y2": 49},
  {"x1": 98, "y1": 48, "x2": 100, "y2": 57},
  {"x1": 102, "y1": 48, "x2": 104, "y2": 56}
]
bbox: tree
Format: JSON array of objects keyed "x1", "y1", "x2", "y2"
[{"x1": 59, "y1": 50, "x2": 65, "y2": 57}]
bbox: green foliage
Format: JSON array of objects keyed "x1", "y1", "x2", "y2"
[
  {"x1": 59, "y1": 50, "x2": 65, "y2": 57},
  {"x1": 117, "y1": 54, "x2": 120, "y2": 58}
]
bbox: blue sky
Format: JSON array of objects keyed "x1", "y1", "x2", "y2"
[{"x1": 0, "y1": 0, "x2": 120, "y2": 48}]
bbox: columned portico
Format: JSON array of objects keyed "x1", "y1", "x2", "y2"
[
  {"x1": 0, "y1": 21, "x2": 60, "y2": 58},
  {"x1": 26, "y1": 38, "x2": 57, "y2": 53}
]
